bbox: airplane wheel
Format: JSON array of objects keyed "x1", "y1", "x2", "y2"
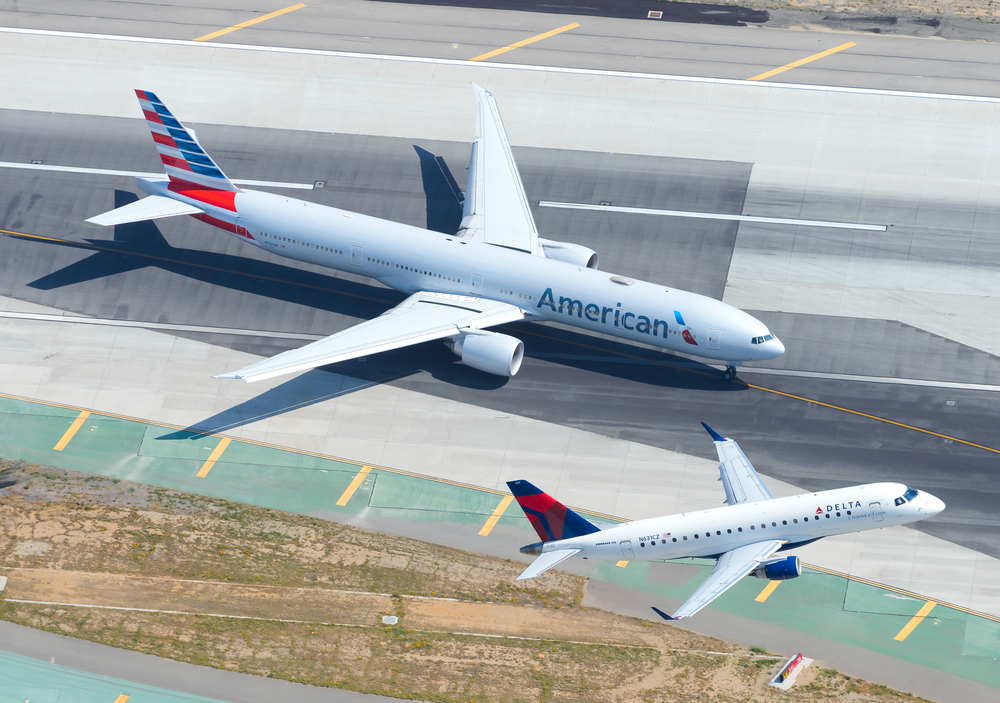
[{"x1": 723, "y1": 366, "x2": 736, "y2": 381}]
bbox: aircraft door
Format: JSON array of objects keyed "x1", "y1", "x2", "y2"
[
  {"x1": 620, "y1": 540, "x2": 635, "y2": 559},
  {"x1": 869, "y1": 501, "x2": 884, "y2": 522},
  {"x1": 707, "y1": 329, "x2": 721, "y2": 350},
  {"x1": 470, "y1": 274, "x2": 483, "y2": 296},
  {"x1": 351, "y1": 246, "x2": 363, "y2": 267},
  {"x1": 236, "y1": 217, "x2": 249, "y2": 238}
]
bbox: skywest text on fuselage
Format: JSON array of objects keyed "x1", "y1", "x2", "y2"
[{"x1": 537, "y1": 287, "x2": 671, "y2": 336}]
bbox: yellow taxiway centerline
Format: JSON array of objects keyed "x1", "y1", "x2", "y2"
[
  {"x1": 748, "y1": 42, "x2": 856, "y2": 82},
  {"x1": 894, "y1": 600, "x2": 937, "y2": 641},
  {"x1": 479, "y1": 495, "x2": 515, "y2": 536},
  {"x1": 195, "y1": 3, "x2": 306, "y2": 42},
  {"x1": 113, "y1": 695, "x2": 130, "y2": 703},
  {"x1": 54, "y1": 410, "x2": 91, "y2": 451},
  {"x1": 616, "y1": 560, "x2": 629, "y2": 568},
  {"x1": 470, "y1": 22, "x2": 580, "y2": 62},
  {"x1": 336, "y1": 465, "x2": 372, "y2": 506},
  {"x1": 755, "y1": 580, "x2": 782, "y2": 602},
  {"x1": 196, "y1": 437, "x2": 231, "y2": 478}
]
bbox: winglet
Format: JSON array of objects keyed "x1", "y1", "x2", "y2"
[
  {"x1": 701, "y1": 422, "x2": 726, "y2": 442},
  {"x1": 651, "y1": 606, "x2": 678, "y2": 621}
]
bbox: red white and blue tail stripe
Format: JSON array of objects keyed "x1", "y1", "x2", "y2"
[
  {"x1": 507, "y1": 480, "x2": 600, "y2": 543},
  {"x1": 135, "y1": 89, "x2": 238, "y2": 192}
]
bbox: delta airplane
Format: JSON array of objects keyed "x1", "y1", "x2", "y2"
[
  {"x1": 87, "y1": 87, "x2": 785, "y2": 383},
  {"x1": 508, "y1": 423, "x2": 945, "y2": 620}
]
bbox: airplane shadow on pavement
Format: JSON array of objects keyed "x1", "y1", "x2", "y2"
[{"x1": 17, "y1": 190, "x2": 746, "y2": 440}]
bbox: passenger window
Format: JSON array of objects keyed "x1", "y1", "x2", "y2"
[
  {"x1": 836, "y1": 512, "x2": 841, "y2": 517},
  {"x1": 793, "y1": 519, "x2": 797, "y2": 523},
  {"x1": 738, "y1": 527, "x2": 742, "y2": 532},
  {"x1": 683, "y1": 536, "x2": 688, "y2": 541},
  {"x1": 694, "y1": 534, "x2": 699, "y2": 539},
  {"x1": 750, "y1": 525, "x2": 755, "y2": 530},
  {"x1": 672, "y1": 538, "x2": 677, "y2": 542},
  {"x1": 727, "y1": 529, "x2": 731, "y2": 533},
  {"x1": 782, "y1": 521, "x2": 787, "y2": 525},
  {"x1": 825, "y1": 514, "x2": 830, "y2": 519},
  {"x1": 772, "y1": 522, "x2": 776, "y2": 527}
]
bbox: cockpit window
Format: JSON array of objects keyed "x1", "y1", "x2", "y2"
[
  {"x1": 764, "y1": 334, "x2": 773, "y2": 342},
  {"x1": 904, "y1": 487, "x2": 919, "y2": 501}
]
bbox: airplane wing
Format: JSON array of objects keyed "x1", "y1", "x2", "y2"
[
  {"x1": 702, "y1": 423, "x2": 774, "y2": 505},
  {"x1": 457, "y1": 84, "x2": 544, "y2": 257},
  {"x1": 654, "y1": 540, "x2": 783, "y2": 620},
  {"x1": 86, "y1": 194, "x2": 204, "y2": 226},
  {"x1": 516, "y1": 549, "x2": 580, "y2": 581},
  {"x1": 216, "y1": 292, "x2": 526, "y2": 383}
]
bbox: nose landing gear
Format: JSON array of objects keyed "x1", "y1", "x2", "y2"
[{"x1": 723, "y1": 364, "x2": 740, "y2": 381}]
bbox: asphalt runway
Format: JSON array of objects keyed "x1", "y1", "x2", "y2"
[
  {"x1": 1, "y1": 109, "x2": 997, "y2": 561},
  {"x1": 3, "y1": 1, "x2": 1000, "y2": 96}
]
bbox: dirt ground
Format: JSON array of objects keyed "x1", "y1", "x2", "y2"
[{"x1": 0, "y1": 460, "x2": 932, "y2": 702}]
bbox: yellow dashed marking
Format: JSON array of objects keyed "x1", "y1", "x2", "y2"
[
  {"x1": 196, "y1": 437, "x2": 231, "y2": 478},
  {"x1": 748, "y1": 42, "x2": 856, "y2": 82},
  {"x1": 479, "y1": 495, "x2": 515, "y2": 536},
  {"x1": 54, "y1": 410, "x2": 90, "y2": 451},
  {"x1": 470, "y1": 22, "x2": 579, "y2": 62},
  {"x1": 195, "y1": 3, "x2": 306, "y2": 42},
  {"x1": 755, "y1": 579, "x2": 782, "y2": 603},
  {"x1": 336, "y1": 465, "x2": 372, "y2": 506},
  {"x1": 894, "y1": 600, "x2": 937, "y2": 641}
]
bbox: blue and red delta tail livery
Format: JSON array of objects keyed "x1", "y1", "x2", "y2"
[
  {"x1": 135, "y1": 89, "x2": 237, "y2": 193},
  {"x1": 506, "y1": 480, "x2": 600, "y2": 542}
]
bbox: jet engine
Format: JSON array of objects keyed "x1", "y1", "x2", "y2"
[
  {"x1": 752, "y1": 556, "x2": 801, "y2": 580},
  {"x1": 448, "y1": 331, "x2": 524, "y2": 377},
  {"x1": 539, "y1": 238, "x2": 599, "y2": 269}
]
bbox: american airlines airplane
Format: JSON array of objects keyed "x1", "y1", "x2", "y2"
[
  {"x1": 87, "y1": 87, "x2": 785, "y2": 383},
  {"x1": 509, "y1": 423, "x2": 945, "y2": 620}
]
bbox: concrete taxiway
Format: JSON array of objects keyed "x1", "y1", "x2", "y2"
[{"x1": 1, "y1": 13, "x2": 999, "y2": 702}]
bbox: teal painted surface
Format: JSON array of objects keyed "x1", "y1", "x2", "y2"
[
  {"x1": 963, "y1": 616, "x2": 1000, "y2": 658},
  {"x1": 0, "y1": 650, "x2": 227, "y2": 703}
]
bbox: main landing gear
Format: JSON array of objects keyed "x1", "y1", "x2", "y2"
[{"x1": 723, "y1": 365, "x2": 739, "y2": 381}]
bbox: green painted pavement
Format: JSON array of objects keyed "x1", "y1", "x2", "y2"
[
  {"x1": 0, "y1": 650, "x2": 228, "y2": 703},
  {"x1": 593, "y1": 559, "x2": 1000, "y2": 688},
  {"x1": 1, "y1": 393, "x2": 998, "y2": 689}
]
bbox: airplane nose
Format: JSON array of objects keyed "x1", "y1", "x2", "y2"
[
  {"x1": 768, "y1": 337, "x2": 785, "y2": 358},
  {"x1": 928, "y1": 495, "x2": 946, "y2": 515}
]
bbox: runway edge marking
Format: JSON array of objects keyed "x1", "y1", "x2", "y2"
[{"x1": 2, "y1": 27, "x2": 1000, "y2": 104}]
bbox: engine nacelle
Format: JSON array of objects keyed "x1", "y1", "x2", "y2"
[
  {"x1": 539, "y1": 238, "x2": 599, "y2": 269},
  {"x1": 449, "y1": 331, "x2": 524, "y2": 377},
  {"x1": 752, "y1": 556, "x2": 801, "y2": 581}
]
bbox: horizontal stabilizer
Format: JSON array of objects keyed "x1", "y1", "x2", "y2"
[
  {"x1": 86, "y1": 195, "x2": 204, "y2": 226},
  {"x1": 516, "y1": 548, "x2": 579, "y2": 581}
]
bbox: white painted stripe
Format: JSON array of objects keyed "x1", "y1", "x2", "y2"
[
  {"x1": 723, "y1": 365, "x2": 1000, "y2": 393},
  {"x1": 538, "y1": 201, "x2": 888, "y2": 232},
  {"x1": 3, "y1": 599, "x2": 366, "y2": 626},
  {"x1": 0, "y1": 310, "x2": 326, "y2": 341},
  {"x1": 0, "y1": 162, "x2": 314, "y2": 189},
  {"x1": 1, "y1": 26, "x2": 999, "y2": 104},
  {"x1": 533, "y1": 352, "x2": 1000, "y2": 393}
]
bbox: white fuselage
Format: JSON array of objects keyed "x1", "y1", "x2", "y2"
[
  {"x1": 144, "y1": 180, "x2": 785, "y2": 366},
  {"x1": 542, "y1": 483, "x2": 944, "y2": 562}
]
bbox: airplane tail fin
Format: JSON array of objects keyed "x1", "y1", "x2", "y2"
[
  {"x1": 134, "y1": 89, "x2": 238, "y2": 192},
  {"x1": 506, "y1": 480, "x2": 600, "y2": 543}
]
